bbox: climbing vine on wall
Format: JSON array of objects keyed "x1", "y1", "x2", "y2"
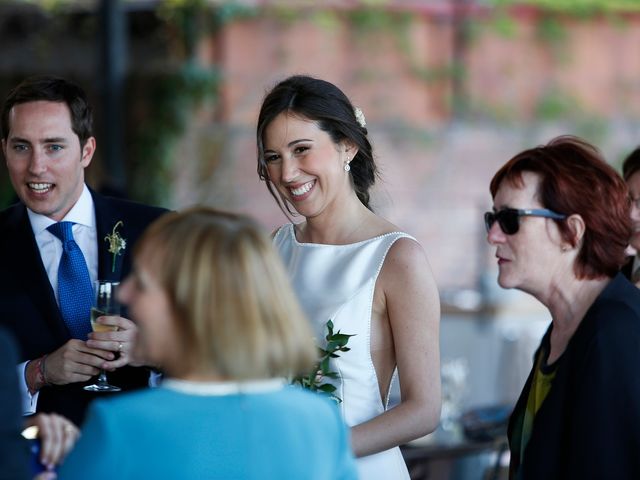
[
  {"x1": 126, "y1": 65, "x2": 220, "y2": 206},
  {"x1": 489, "y1": 0, "x2": 640, "y2": 13},
  {"x1": 124, "y1": 0, "x2": 253, "y2": 206}
]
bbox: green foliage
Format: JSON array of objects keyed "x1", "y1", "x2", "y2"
[
  {"x1": 487, "y1": 0, "x2": 640, "y2": 14},
  {"x1": 158, "y1": 0, "x2": 211, "y2": 57},
  {"x1": 14, "y1": 0, "x2": 72, "y2": 9},
  {"x1": 534, "y1": 87, "x2": 578, "y2": 120},
  {"x1": 122, "y1": 0, "x2": 232, "y2": 205},
  {"x1": 291, "y1": 320, "x2": 355, "y2": 404},
  {"x1": 532, "y1": 85, "x2": 609, "y2": 143},
  {"x1": 158, "y1": 0, "x2": 256, "y2": 51},
  {"x1": 346, "y1": 8, "x2": 455, "y2": 91},
  {"x1": 411, "y1": 64, "x2": 461, "y2": 86},
  {"x1": 310, "y1": 10, "x2": 341, "y2": 31},
  {"x1": 536, "y1": 16, "x2": 568, "y2": 44},
  {"x1": 489, "y1": 12, "x2": 519, "y2": 38},
  {"x1": 349, "y1": 7, "x2": 411, "y2": 32},
  {"x1": 126, "y1": 63, "x2": 219, "y2": 206},
  {"x1": 214, "y1": 1, "x2": 258, "y2": 25}
]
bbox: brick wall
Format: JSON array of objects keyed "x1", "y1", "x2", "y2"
[
  {"x1": 1, "y1": 3, "x2": 639, "y2": 291},
  {"x1": 172, "y1": 6, "x2": 640, "y2": 291}
]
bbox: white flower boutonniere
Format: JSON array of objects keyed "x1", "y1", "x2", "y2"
[{"x1": 105, "y1": 220, "x2": 126, "y2": 273}]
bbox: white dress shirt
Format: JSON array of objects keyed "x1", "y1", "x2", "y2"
[{"x1": 18, "y1": 185, "x2": 97, "y2": 414}]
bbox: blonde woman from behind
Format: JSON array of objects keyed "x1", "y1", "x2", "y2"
[{"x1": 59, "y1": 207, "x2": 358, "y2": 480}]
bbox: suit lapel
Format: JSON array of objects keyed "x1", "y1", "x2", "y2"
[
  {"x1": 4, "y1": 206, "x2": 69, "y2": 343},
  {"x1": 93, "y1": 192, "x2": 127, "y2": 282}
]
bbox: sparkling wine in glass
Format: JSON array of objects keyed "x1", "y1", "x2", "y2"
[{"x1": 84, "y1": 281, "x2": 121, "y2": 392}]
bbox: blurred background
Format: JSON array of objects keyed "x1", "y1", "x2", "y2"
[{"x1": 1, "y1": 0, "x2": 639, "y2": 477}]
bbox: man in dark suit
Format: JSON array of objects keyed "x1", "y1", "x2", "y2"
[
  {"x1": 622, "y1": 147, "x2": 640, "y2": 282},
  {"x1": 0, "y1": 75, "x2": 167, "y2": 426}
]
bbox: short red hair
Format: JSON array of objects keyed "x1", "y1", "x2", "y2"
[{"x1": 490, "y1": 135, "x2": 631, "y2": 279}]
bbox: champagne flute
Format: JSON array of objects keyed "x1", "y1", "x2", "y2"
[{"x1": 84, "y1": 280, "x2": 121, "y2": 392}]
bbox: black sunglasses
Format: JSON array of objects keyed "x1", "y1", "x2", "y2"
[{"x1": 484, "y1": 208, "x2": 566, "y2": 235}]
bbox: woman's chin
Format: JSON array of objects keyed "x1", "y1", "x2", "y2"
[{"x1": 497, "y1": 274, "x2": 517, "y2": 290}]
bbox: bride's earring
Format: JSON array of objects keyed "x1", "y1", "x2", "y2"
[{"x1": 344, "y1": 156, "x2": 351, "y2": 172}]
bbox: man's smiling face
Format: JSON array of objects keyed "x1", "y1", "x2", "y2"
[{"x1": 3, "y1": 100, "x2": 95, "y2": 221}]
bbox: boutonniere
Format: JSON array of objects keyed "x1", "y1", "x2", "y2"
[{"x1": 104, "y1": 220, "x2": 126, "y2": 273}]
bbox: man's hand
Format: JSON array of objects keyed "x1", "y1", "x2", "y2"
[
  {"x1": 86, "y1": 315, "x2": 145, "y2": 369},
  {"x1": 43, "y1": 339, "x2": 114, "y2": 386}
]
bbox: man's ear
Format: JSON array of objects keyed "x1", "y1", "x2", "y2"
[{"x1": 81, "y1": 136, "x2": 96, "y2": 167}]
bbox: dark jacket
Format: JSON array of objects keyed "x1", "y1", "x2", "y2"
[
  {"x1": 508, "y1": 273, "x2": 640, "y2": 479},
  {"x1": 0, "y1": 328, "x2": 30, "y2": 480},
  {"x1": 621, "y1": 255, "x2": 634, "y2": 282},
  {"x1": 0, "y1": 190, "x2": 167, "y2": 426}
]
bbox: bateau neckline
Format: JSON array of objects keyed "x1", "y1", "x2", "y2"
[
  {"x1": 161, "y1": 378, "x2": 286, "y2": 396},
  {"x1": 286, "y1": 223, "x2": 408, "y2": 247}
]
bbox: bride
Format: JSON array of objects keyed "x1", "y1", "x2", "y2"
[{"x1": 256, "y1": 75, "x2": 442, "y2": 479}]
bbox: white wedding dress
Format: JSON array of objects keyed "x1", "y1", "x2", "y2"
[{"x1": 274, "y1": 224, "x2": 413, "y2": 480}]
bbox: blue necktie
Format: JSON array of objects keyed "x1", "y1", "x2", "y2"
[{"x1": 47, "y1": 222, "x2": 94, "y2": 339}]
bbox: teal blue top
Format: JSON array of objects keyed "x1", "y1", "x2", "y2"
[{"x1": 58, "y1": 379, "x2": 358, "y2": 480}]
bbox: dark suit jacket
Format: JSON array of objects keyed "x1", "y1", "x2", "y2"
[
  {"x1": 0, "y1": 190, "x2": 167, "y2": 426},
  {"x1": 508, "y1": 273, "x2": 640, "y2": 479},
  {"x1": 0, "y1": 328, "x2": 30, "y2": 480},
  {"x1": 621, "y1": 255, "x2": 634, "y2": 281}
]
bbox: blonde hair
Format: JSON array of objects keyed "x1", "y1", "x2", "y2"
[{"x1": 135, "y1": 207, "x2": 316, "y2": 380}]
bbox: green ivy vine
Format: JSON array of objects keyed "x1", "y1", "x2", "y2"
[
  {"x1": 489, "y1": 0, "x2": 640, "y2": 14},
  {"x1": 123, "y1": 0, "x2": 252, "y2": 206},
  {"x1": 125, "y1": 64, "x2": 220, "y2": 206}
]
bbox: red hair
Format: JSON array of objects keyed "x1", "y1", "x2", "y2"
[{"x1": 490, "y1": 135, "x2": 631, "y2": 279}]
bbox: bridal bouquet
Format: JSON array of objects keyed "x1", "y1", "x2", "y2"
[{"x1": 292, "y1": 320, "x2": 355, "y2": 403}]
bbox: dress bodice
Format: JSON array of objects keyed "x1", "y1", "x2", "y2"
[{"x1": 274, "y1": 223, "x2": 414, "y2": 479}]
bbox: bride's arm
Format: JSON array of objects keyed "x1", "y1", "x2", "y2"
[{"x1": 350, "y1": 237, "x2": 441, "y2": 457}]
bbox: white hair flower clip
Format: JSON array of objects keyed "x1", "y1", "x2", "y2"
[{"x1": 354, "y1": 106, "x2": 366, "y2": 128}]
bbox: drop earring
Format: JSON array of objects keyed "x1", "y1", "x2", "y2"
[{"x1": 344, "y1": 162, "x2": 351, "y2": 172}]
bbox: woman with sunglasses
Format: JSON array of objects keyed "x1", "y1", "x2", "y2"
[{"x1": 486, "y1": 135, "x2": 640, "y2": 479}]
